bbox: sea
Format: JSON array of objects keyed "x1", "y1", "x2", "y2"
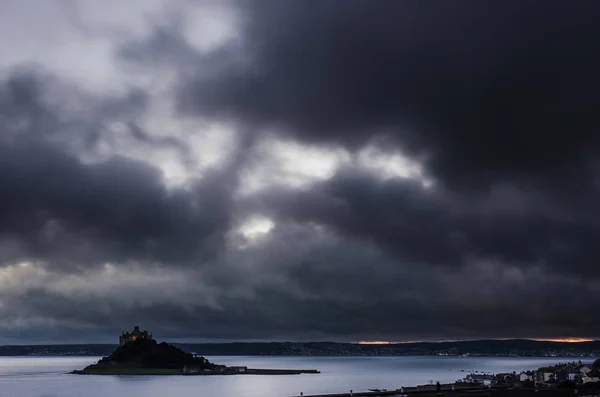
[{"x1": 0, "y1": 356, "x2": 595, "y2": 397}]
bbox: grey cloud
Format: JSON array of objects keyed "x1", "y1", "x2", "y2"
[
  {"x1": 126, "y1": 121, "x2": 193, "y2": 164},
  {"x1": 0, "y1": 139, "x2": 231, "y2": 268},
  {"x1": 1, "y1": 70, "x2": 144, "y2": 152},
  {"x1": 2, "y1": 223, "x2": 599, "y2": 343},
  {"x1": 118, "y1": 28, "x2": 202, "y2": 71},
  {"x1": 0, "y1": 72, "x2": 233, "y2": 269},
  {"x1": 255, "y1": 167, "x2": 600, "y2": 277}
]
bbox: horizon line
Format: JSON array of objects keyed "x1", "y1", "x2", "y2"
[{"x1": 1, "y1": 337, "x2": 598, "y2": 346}]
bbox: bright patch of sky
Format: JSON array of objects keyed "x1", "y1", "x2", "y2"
[
  {"x1": 239, "y1": 137, "x2": 433, "y2": 195},
  {"x1": 239, "y1": 137, "x2": 351, "y2": 195},
  {"x1": 238, "y1": 216, "x2": 275, "y2": 239},
  {"x1": 357, "y1": 145, "x2": 433, "y2": 187}
]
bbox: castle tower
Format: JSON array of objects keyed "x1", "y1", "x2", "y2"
[{"x1": 119, "y1": 326, "x2": 153, "y2": 346}]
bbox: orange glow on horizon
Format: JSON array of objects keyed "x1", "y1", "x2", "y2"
[
  {"x1": 530, "y1": 338, "x2": 593, "y2": 343},
  {"x1": 358, "y1": 341, "x2": 391, "y2": 345},
  {"x1": 357, "y1": 340, "x2": 426, "y2": 344}
]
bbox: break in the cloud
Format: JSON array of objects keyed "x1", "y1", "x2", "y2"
[{"x1": 1, "y1": 0, "x2": 600, "y2": 344}]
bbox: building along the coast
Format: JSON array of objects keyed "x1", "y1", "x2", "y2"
[
  {"x1": 494, "y1": 373, "x2": 517, "y2": 385},
  {"x1": 535, "y1": 360, "x2": 600, "y2": 386},
  {"x1": 576, "y1": 364, "x2": 592, "y2": 374},
  {"x1": 465, "y1": 374, "x2": 495, "y2": 386},
  {"x1": 519, "y1": 371, "x2": 534, "y2": 382},
  {"x1": 583, "y1": 372, "x2": 600, "y2": 384}
]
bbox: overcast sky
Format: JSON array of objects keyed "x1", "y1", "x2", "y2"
[{"x1": 1, "y1": 0, "x2": 600, "y2": 344}]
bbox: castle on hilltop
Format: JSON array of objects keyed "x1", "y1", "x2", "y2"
[{"x1": 119, "y1": 326, "x2": 153, "y2": 346}]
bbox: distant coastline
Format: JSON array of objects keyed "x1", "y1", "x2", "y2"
[{"x1": 2, "y1": 339, "x2": 599, "y2": 357}]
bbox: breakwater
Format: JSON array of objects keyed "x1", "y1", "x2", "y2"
[
  {"x1": 247, "y1": 369, "x2": 320, "y2": 375},
  {"x1": 182, "y1": 367, "x2": 320, "y2": 375}
]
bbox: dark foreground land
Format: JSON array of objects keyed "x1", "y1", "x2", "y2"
[{"x1": 292, "y1": 386, "x2": 600, "y2": 397}]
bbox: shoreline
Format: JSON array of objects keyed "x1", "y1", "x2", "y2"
[{"x1": 290, "y1": 385, "x2": 600, "y2": 397}]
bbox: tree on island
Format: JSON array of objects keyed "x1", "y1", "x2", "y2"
[{"x1": 98, "y1": 338, "x2": 215, "y2": 369}]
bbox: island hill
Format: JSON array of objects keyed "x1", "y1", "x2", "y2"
[{"x1": 72, "y1": 326, "x2": 319, "y2": 376}]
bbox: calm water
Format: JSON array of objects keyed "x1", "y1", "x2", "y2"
[{"x1": 0, "y1": 356, "x2": 595, "y2": 397}]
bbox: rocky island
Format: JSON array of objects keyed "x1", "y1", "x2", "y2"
[
  {"x1": 72, "y1": 326, "x2": 319, "y2": 376},
  {"x1": 71, "y1": 338, "x2": 220, "y2": 375}
]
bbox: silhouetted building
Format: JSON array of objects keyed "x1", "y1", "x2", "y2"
[{"x1": 119, "y1": 325, "x2": 153, "y2": 346}]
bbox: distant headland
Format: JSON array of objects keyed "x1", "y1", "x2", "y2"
[
  {"x1": 3, "y1": 338, "x2": 599, "y2": 358},
  {"x1": 71, "y1": 326, "x2": 319, "y2": 376}
]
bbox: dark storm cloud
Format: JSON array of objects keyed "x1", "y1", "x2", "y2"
[
  {"x1": 150, "y1": 0, "x2": 600, "y2": 297},
  {"x1": 131, "y1": 0, "x2": 600, "y2": 337},
  {"x1": 3, "y1": 0, "x2": 600, "y2": 343},
  {"x1": 0, "y1": 72, "x2": 233, "y2": 269},
  {"x1": 2, "y1": 221, "x2": 599, "y2": 343},
  {"x1": 177, "y1": 0, "x2": 600, "y2": 189},
  {"x1": 0, "y1": 140, "x2": 231, "y2": 267},
  {"x1": 253, "y1": 167, "x2": 600, "y2": 277}
]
